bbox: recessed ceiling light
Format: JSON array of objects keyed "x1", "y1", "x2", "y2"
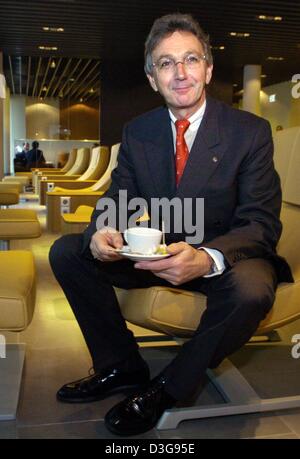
[
  {"x1": 230, "y1": 32, "x2": 250, "y2": 37},
  {"x1": 257, "y1": 15, "x2": 282, "y2": 21},
  {"x1": 39, "y1": 45, "x2": 58, "y2": 51},
  {"x1": 211, "y1": 45, "x2": 225, "y2": 50},
  {"x1": 43, "y1": 27, "x2": 64, "y2": 32},
  {"x1": 267, "y1": 56, "x2": 284, "y2": 61},
  {"x1": 89, "y1": 88, "x2": 94, "y2": 93},
  {"x1": 50, "y1": 60, "x2": 56, "y2": 68}
]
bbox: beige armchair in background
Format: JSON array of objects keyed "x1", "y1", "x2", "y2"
[
  {"x1": 46, "y1": 143, "x2": 120, "y2": 232},
  {"x1": 35, "y1": 147, "x2": 90, "y2": 195},
  {"x1": 32, "y1": 148, "x2": 78, "y2": 191},
  {"x1": 38, "y1": 146, "x2": 109, "y2": 205}
]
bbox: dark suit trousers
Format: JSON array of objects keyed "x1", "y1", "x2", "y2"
[{"x1": 49, "y1": 233, "x2": 277, "y2": 401}]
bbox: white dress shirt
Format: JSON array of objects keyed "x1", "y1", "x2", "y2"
[{"x1": 168, "y1": 102, "x2": 226, "y2": 277}]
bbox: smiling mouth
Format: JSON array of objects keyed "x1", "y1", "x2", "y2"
[{"x1": 173, "y1": 86, "x2": 191, "y2": 93}]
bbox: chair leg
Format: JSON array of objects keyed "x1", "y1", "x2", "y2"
[
  {"x1": 0, "y1": 343, "x2": 26, "y2": 421},
  {"x1": 157, "y1": 358, "x2": 300, "y2": 430}
]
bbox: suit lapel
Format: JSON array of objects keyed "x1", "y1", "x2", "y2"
[
  {"x1": 144, "y1": 107, "x2": 176, "y2": 198},
  {"x1": 176, "y1": 96, "x2": 224, "y2": 197}
]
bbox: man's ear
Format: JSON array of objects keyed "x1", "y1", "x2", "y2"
[
  {"x1": 147, "y1": 73, "x2": 158, "y2": 92},
  {"x1": 205, "y1": 64, "x2": 213, "y2": 85}
]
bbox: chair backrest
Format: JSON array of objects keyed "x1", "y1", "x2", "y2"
[
  {"x1": 56, "y1": 151, "x2": 69, "y2": 168},
  {"x1": 78, "y1": 146, "x2": 110, "y2": 181},
  {"x1": 277, "y1": 203, "x2": 300, "y2": 279},
  {"x1": 61, "y1": 148, "x2": 77, "y2": 172},
  {"x1": 282, "y1": 131, "x2": 300, "y2": 206},
  {"x1": 66, "y1": 148, "x2": 90, "y2": 176},
  {"x1": 274, "y1": 126, "x2": 300, "y2": 277},
  {"x1": 273, "y1": 127, "x2": 300, "y2": 195},
  {"x1": 278, "y1": 127, "x2": 300, "y2": 279},
  {"x1": 90, "y1": 143, "x2": 120, "y2": 191}
]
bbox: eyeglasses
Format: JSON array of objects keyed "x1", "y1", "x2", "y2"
[{"x1": 152, "y1": 53, "x2": 207, "y2": 73}]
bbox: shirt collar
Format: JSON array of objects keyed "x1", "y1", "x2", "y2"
[{"x1": 168, "y1": 100, "x2": 207, "y2": 127}]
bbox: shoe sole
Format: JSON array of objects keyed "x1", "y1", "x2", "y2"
[
  {"x1": 104, "y1": 418, "x2": 156, "y2": 437},
  {"x1": 56, "y1": 382, "x2": 147, "y2": 404}
]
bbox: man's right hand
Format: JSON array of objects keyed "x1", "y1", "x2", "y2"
[{"x1": 89, "y1": 227, "x2": 124, "y2": 262}]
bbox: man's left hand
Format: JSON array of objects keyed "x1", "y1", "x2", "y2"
[{"x1": 134, "y1": 242, "x2": 213, "y2": 285}]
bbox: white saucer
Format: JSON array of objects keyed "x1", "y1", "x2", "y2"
[{"x1": 116, "y1": 246, "x2": 170, "y2": 261}]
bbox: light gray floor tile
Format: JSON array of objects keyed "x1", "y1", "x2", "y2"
[
  {"x1": 0, "y1": 421, "x2": 18, "y2": 439},
  {"x1": 250, "y1": 432, "x2": 299, "y2": 439},
  {"x1": 229, "y1": 345, "x2": 300, "y2": 398},
  {"x1": 18, "y1": 420, "x2": 159, "y2": 439},
  {"x1": 278, "y1": 408, "x2": 300, "y2": 435},
  {"x1": 157, "y1": 412, "x2": 292, "y2": 439}
]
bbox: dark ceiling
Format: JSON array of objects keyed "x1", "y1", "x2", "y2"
[{"x1": 0, "y1": 0, "x2": 300, "y2": 101}]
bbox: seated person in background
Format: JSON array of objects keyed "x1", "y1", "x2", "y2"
[
  {"x1": 14, "y1": 142, "x2": 30, "y2": 171},
  {"x1": 26, "y1": 141, "x2": 46, "y2": 169}
]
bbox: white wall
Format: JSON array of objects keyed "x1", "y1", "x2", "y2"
[
  {"x1": 10, "y1": 95, "x2": 26, "y2": 166},
  {"x1": 3, "y1": 86, "x2": 10, "y2": 173},
  {"x1": 260, "y1": 81, "x2": 300, "y2": 133},
  {"x1": 26, "y1": 97, "x2": 60, "y2": 139}
]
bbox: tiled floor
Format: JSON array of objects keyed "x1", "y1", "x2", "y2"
[{"x1": 1, "y1": 194, "x2": 300, "y2": 439}]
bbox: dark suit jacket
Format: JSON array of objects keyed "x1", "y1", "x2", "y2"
[
  {"x1": 83, "y1": 96, "x2": 293, "y2": 283},
  {"x1": 26, "y1": 148, "x2": 45, "y2": 169}
]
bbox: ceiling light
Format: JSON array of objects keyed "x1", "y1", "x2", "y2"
[
  {"x1": 50, "y1": 60, "x2": 56, "y2": 68},
  {"x1": 42, "y1": 86, "x2": 47, "y2": 91},
  {"x1": 233, "y1": 84, "x2": 238, "y2": 87},
  {"x1": 267, "y1": 56, "x2": 284, "y2": 61},
  {"x1": 230, "y1": 32, "x2": 250, "y2": 37},
  {"x1": 89, "y1": 88, "x2": 94, "y2": 93},
  {"x1": 211, "y1": 45, "x2": 225, "y2": 50},
  {"x1": 43, "y1": 26, "x2": 64, "y2": 32},
  {"x1": 257, "y1": 15, "x2": 282, "y2": 21},
  {"x1": 69, "y1": 78, "x2": 75, "y2": 82},
  {"x1": 39, "y1": 45, "x2": 58, "y2": 51},
  {"x1": 261, "y1": 74, "x2": 267, "y2": 78}
]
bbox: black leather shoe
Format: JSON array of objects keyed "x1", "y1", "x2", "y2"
[
  {"x1": 56, "y1": 365, "x2": 150, "y2": 403},
  {"x1": 104, "y1": 375, "x2": 177, "y2": 436}
]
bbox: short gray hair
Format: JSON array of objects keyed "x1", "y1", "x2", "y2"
[{"x1": 144, "y1": 13, "x2": 213, "y2": 75}]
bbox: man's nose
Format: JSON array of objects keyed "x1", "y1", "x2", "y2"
[{"x1": 174, "y1": 61, "x2": 188, "y2": 79}]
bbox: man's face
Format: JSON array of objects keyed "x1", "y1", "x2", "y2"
[{"x1": 147, "y1": 31, "x2": 213, "y2": 117}]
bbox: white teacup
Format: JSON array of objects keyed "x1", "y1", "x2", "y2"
[{"x1": 124, "y1": 227, "x2": 162, "y2": 255}]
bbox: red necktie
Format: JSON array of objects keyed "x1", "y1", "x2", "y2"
[{"x1": 175, "y1": 119, "x2": 190, "y2": 186}]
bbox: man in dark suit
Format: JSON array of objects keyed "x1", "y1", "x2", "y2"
[
  {"x1": 26, "y1": 141, "x2": 46, "y2": 169},
  {"x1": 49, "y1": 13, "x2": 292, "y2": 436}
]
